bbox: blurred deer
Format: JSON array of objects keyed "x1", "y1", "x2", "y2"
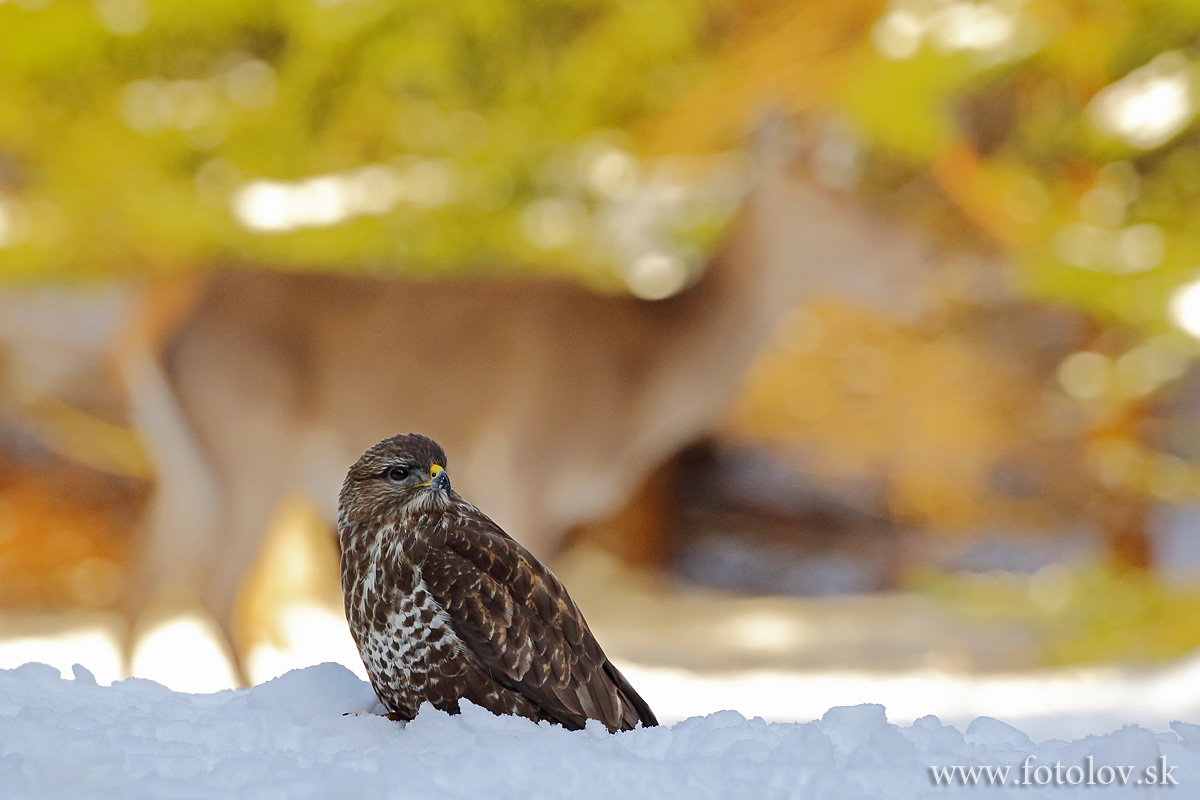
[{"x1": 118, "y1": 118, "x2": 935, "y2": 672}]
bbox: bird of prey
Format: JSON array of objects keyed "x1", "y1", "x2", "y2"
[{"x1": 337, "y1": 433, "x2": 658, "y2": 732}]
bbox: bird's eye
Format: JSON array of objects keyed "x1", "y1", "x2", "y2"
[{"x1": 386, "y1": 466, "x2": 410, "y2": 482}]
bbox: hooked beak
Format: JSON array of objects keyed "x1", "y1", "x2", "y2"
[{"x1": 429, "y1": 464, "x2": 451, "y2": 492}]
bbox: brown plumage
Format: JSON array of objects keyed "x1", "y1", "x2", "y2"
[{"x1": 337, "y1": 433, "x2": 658, "y2": 732}]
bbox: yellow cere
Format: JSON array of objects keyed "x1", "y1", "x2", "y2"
[{"x1": 418, "y1": 464, "x2": 445, "y2": 487}]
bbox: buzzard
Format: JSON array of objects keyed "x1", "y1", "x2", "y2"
[{"x1": 337, "y1": 433, "x2": 658, "y2": 732}]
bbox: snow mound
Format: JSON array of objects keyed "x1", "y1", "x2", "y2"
[{"x1": 0, "y1": 662, "x2": 1196, "y2": 798}]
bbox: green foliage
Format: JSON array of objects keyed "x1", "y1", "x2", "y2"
[
  {"x1": 4, "y1": 0, "x2": 1200, "y2": 327},
  {"x1": 837, "y1": 0, "x2": 1200, "y2": 331},
  {"x1": 0, "y1": 0, "x2": 730, "y2": 282},
  {"x1": 910, "y1": 565, "x2": 1200, "y2": 666}
]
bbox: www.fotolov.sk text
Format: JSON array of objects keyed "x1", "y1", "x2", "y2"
[{"x1": 931, "y1": 755, "x2": 1180, "y2": 787}]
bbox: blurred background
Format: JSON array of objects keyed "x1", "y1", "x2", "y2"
[{"x1": 4, "y1": 0, "x2": 1200, "y2": 738}]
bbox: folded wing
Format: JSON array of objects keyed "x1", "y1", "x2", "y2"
[{"x1": 419, "y1": 511, "x2": 658, "y2": 732}]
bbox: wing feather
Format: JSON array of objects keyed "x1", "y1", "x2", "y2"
[{"x1": 421, "y1": 510, "x2": 657, "y2": 732}]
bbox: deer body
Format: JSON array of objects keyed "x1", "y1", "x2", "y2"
[{"x1": 122, "y1": 146, "x2": 933, "y2": 666}]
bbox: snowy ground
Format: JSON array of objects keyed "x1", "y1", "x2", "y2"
[
  {"x1": 3, "y1": 551, "x2": 1199, "y2": 797},
  {"x1": 623, "y1": 656, "x2": 1200, "y2": 744},
  {"x1": 1, "y1": 660, "x2": 1198, "y2": 799},
  {"x1": 7, "y1": 604, "x2": 1200, "y2": 743}
]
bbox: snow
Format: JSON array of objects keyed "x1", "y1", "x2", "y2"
[
  {"x1": 621, "y1": 657, "x2": 1200, "y2": 743},
  {"x1": 1, "y1": 661, "x2": 1197, "y2": 798}
]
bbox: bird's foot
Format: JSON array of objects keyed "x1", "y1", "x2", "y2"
[{"x1": 341, "y1": 710, "x2": 410, "y2": 723}]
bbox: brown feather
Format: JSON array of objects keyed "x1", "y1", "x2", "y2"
[{"x1": 338, "y1": 433, "x2": 658, "y2": 733}]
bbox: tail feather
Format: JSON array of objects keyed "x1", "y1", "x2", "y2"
[{"x1": 604, "y1": 660, "x2": 658, "y2": 729}]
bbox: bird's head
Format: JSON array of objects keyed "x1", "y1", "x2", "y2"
[{"x1": 339, "y1": 433, "x2": 454, "y2": 527}]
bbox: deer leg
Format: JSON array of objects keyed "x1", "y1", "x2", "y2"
[
  {"x1": 186, "y1": 402, "x2": 301, "y2": 685},
  {"x1": 199, "y1": 476, "x2": 285, "y2": 686},
  {"x1": 119, "y1": 330, "x2": 223, "y2": 678},
  {"x1": 156, "y1": 313, "x2": 303, "y2": 686}
]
